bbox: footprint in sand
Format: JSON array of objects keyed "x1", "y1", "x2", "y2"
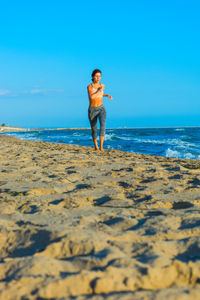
[
  {"x1": 75, "y1": 184, "x2": 92, "y2": 190},
  {"x1": 166, "y1": 166, "x2": 181, "y2": 172},
  {"x1": 0, "y1": 188, "x2": 26, "y2": 196},
  {"x1": 146, "y1": 168, "x2": 156, "y2": 173},
  {"x1": 168, "y1": 174, "x2": 183, "y2": 180},
  {"x1": 103, "y1": 217, "x2": 124, "y2": 226},
  {"x1": 49, "y1": 199, "x2": 64, "y2": 205},
  {"x1": 118, "y1": 181, "x2": 132, "y2": 189},
  {"x1": 172, "y1": 201, "x2": 194, "y2": 210},
  {"x1": 179, "y1": 218, "x2": 200, "y2": 229},
  {"x1": 175, "y1": 241, "x2": 200, "y2": 263},
  {"x1": 18, "y1": 204, "x2": 39, "y2": 214},
  {"x1": 136, "y1": 195, "x2": 152, "y2": 203},
  {"x1": 145, "y1": 210, "x2": 165, "y2": 216},
  {"x1": 187, "y1": 177, "x2": 200, "y2": 188},
  {"x1": 93, "y1": 195, "x2": 112, "y2": 206},
  {"x1": 140, "y1": 177, "x2": 157, "y2": 184},
  {"x1": 102, "y1": 216, "x2": 138, "y2": 231},
  {"x1": 9, "y1": 229, "x2": 53, "y2": 258}
]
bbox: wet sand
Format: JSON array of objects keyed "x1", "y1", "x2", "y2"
[{"x1": 0, "y1": 135, "x2": 200, "y2": 299}]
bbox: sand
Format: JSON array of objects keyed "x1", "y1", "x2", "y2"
[
  {"x1": 0, "y1": 135, "x2": 200, "y2": 299},
  {"x1": 0, "y1": 126, "x2": 27, "y2": 132},
  {"x1": 0, "y1": 126, "x2": 90, "y2": 133}
]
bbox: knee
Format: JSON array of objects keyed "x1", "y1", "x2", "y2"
[
  {"x1": 100, "y1": 126, "x2": 105, "y2": 137},
  {"x1": 92, "y1": 128, "x2": 97, "y2": 139}
]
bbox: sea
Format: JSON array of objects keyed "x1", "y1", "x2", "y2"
[{"x1": 1, "y1": 127, "x2": 200, "y2": 160}]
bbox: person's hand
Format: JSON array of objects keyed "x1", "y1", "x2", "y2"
[{"x1": 108, "y1": 95, "x2": 113, "y2": 100}]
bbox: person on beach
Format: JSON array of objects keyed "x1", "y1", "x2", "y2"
[{"x1": 87, "y1": 69, "x2": 113, "y2": 151}]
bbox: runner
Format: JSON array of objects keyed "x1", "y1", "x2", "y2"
[{"x1": 87, "y1": 69, "x2": 113, "y2": 151}]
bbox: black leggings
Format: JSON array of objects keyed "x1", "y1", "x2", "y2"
[{"x1": 88, "y1": 105, "x2": 106, "y2": 139}]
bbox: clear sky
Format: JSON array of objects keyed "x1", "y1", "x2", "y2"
[{"x1": 0, "y1": 0, "x2": 200, "y2": 128}]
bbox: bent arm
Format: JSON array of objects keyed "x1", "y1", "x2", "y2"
[
  {"x1": 103, "y1": 93, "x2": 113, "y2": 100},
  {"x1": 102, "y1": 84, "x2": 113, "y2": 100},
  {"x1": 87, "y1": 85, "x2": 103, "y2": 100}
]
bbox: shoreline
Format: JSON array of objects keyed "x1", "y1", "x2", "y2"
[
  {"x1": 1, "y1": 125, "x2": 200, "y2": 133},
  {"x1": 1, "y1": 127, "x2": 200, "y2": 162},
  {"x1": 1, "y1": 126, "x2": 200, "y2": 162},
  {"x1": 1, "y1": 133, "x2": 200, "y2": 164}
]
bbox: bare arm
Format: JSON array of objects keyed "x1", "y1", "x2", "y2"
[
  {"x1": 102, "y1": 84, "x2": 113, "y2": 100},
  {"x1": 103, "y1": 94, "x2": 113, "y2": 100},
  {"x1": 87, "y1": 85, "x2": 103, "y2": 100}
]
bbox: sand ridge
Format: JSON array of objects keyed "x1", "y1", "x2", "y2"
[{"x1": 0, "y1": 135, "x2": 200, "y2": 299}]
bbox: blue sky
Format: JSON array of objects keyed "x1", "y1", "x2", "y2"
[{"x1": 0, "y1": 0, "x2": 200, "y2": 128}]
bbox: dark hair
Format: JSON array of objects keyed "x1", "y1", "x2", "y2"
[{"x1": 91, "y1": 69, "x2": 102, "y2": 82}]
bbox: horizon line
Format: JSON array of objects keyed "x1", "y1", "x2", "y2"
[{"x1": 1, "y1": 125, "x2": 200, "y2": 133}]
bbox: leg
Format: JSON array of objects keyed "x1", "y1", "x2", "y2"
[
  {"x1": 99, "y1": 107, "x2": 106, "y2": 151},
  {"x1": 93, "y1": 137, "x2": 99, "y2": 150},
  {"x1": 88, "y1": 109, "x2": 99, "y2": 150},
  {"x1": 91, "y1": 119, "x2": 99, "y2": 150},
  {"x1": 100, "y1": 136, "x2": 104, "y2": 151}
]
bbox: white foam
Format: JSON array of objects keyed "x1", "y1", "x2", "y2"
[
  {"x1": 175, "y1": 128, "x2": 185, "y2": 131},
  {"x1": 118, "y1": 136, "x2": 132, "y2": 141},
  {"x1": 73, "y1": 132, "x2": 83, "y2": 137},
  {"x1": 104, "y1": 133, "x2": 116, "y2": 140},
  {"x1": 133, "y1": 137, "x2": 194, "y2": 149},
  {"x1": 184, "y1": 153, "x2": 196, "y2": 159},
  {"x1": 166, "y1": 148, "x2": 180, "y2": 158},
  {"x1": 166, "y1": 148, "x2": 196, "y2": 159}
]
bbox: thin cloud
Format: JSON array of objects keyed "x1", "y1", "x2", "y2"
[
  {"x1": 0, "y1": 89, "x2": 10, "y2": 96},
  {"x1": 30, "y1": 89, "x2": 64, "y2": 95},
  {"x1": 0, "y1": 88, "x2": 64, "y2": 97}
]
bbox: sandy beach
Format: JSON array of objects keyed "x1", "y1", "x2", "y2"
[
  {"x1": 0, "y1": 126, "x2": 91, "y2": 133},
  {"x1": 0, "y1": 135, "x2": 200, "y2": 299}
]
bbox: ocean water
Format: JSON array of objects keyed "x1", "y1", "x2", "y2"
[{"x1": 1, "y1": 127, "x2": 200, "y2": 160}]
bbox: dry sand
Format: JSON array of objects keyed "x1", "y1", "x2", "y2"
[
  {"x1": 0, "y1": 126, "x2": 90, "y2": 133},
  {"x1": 0, "y1": 135, "x2": 200, "y2": 299},
  {"x1": 0, "y1": 126, "x2": 27, "y2": 132}
]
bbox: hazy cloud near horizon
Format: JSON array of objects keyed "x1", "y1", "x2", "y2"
[
  {"x1": 0, "y1": 89, "x2": 10, "y2": 96},
  {"x1": 0, "y1": 88, "x2": 64, "y2": 97}
]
